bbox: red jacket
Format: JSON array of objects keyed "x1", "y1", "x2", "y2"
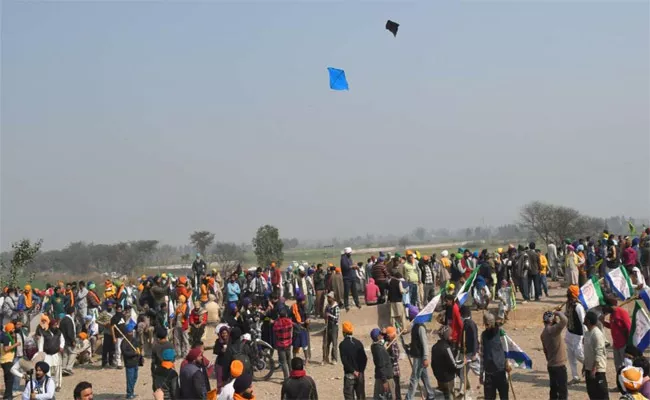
[
  {"x1": 450, "y1": 303, "x2": 464, "y2": 344},
  {"x1": 271, "y1": 267, "x2": 282, "y2": 286},
  {"x1": 603, "y1": 307, "x2": 631, "y2": 349},
  {"x1": 189, "y1": 309, "x2": 207, "y2": 326}
]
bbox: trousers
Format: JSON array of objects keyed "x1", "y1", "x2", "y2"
[
  {"x1": 343, "y1": 373, "x2": 365, "y2": 400},
  {"x1": 565, "y1": 333, "x2": 584, "y2": 380},
  {"x1": 343, "y1": 280, "x2": 360, "y2": 309},
  {"x1": 277, "y1": 348, "x2": 291, "y2": 380},
  {"x1": 405, "y1": 357, "x2": 435, "y2": 400},
  {"x1": 62, "y1": 345, "x2": 78, "y2": 372},
  {"x1": 484, "y1": 370, "x2": 509, "y2": 400},
  {"x1": 586, "y1": 372, "x2": 609, "y2": 400},
  {"x1": 323, "y1": 324, "x2": 339, "y2": 363},
  {"x1": 548, "y1": 365, "x2": 568, "y2": 400}
]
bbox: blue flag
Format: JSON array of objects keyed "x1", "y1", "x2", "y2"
[{"x1": 327, "y1": 67, "x2": 349, "y2": 91}]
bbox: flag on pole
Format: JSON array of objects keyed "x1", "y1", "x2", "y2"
[
  {"x1": 456, "y1": 268, "x2": 479, "y2": 306},
  {"x1": 629, "y1": 220, "x2": 637, "y2": 236},
  {"x1": 413, "y1": 294, "x2": 441, "y2": 324},
  {"x1": 501, "y1": 332, "x2": 532, "y2": 369},
  {"x1": 629, "y1": 301, "x2": 650, "y2": 352},
  {"x1": 579, "y1": 276, "x2": 605, "y2": 310},
  {"x1": 639, "y1": 286, "x2": 650, "y2": 311},
  {"x1": 606, "y1": 266, "x2": 634, "y2": 300}
]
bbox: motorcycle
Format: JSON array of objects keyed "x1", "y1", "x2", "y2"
[{"x1": 241, "y1": 311, "x2": 275, "y2": 381}]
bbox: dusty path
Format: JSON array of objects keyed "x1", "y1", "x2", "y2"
[{"x1": 15, "y1": 281, "x2": 628, "y2": 399}]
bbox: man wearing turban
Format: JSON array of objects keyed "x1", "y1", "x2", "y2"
[
  {"x1": 565, "y1": 285, "x2": 586, "y2": 385},
  {"x1": 22, "y1": 361, "x2": 56, "y2": 399}
]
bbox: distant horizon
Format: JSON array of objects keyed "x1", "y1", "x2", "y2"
[{"x1": 3, "y1": 212, "x2": 648, "y2": 253}]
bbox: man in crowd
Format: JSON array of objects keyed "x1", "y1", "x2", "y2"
[
  {"x1": 370, "y1": 328, "x2": 395, "y2": 400},
  {"x1": 583, "y1": 310, "x2": 609, "y2": 400},
  {"x1": 339, "y1": 321, "x2": 367, "y2": 400},
  {"x1": 565, "y1": 285, "x2": 585, "y2": 385},
  {"x1": 405, "y1": 306, "x2": 435, "y2": 400},
  {"x1": 280, "y1": 357, "x2": 318, "y2": 400},
  {"x1": 541, "y1": 310, "x2": 568, "y2": 400},
  {"x1": 341, "y1": 248, "x2": 361, "y2": 311}
]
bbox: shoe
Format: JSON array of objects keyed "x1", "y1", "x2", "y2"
[
  {"x1": 55, "y1": 387, "x2": 61, "y2": 393},
  {"x1": 568, "y1": 378, "x2": 581, "y2": 385},
  {"x1": 356, "y1": 305, "x2": 362, "y2": 309},
  {"x1": 117, "y1": 365, "x2": 123, "y2": 370},
  {"x1": 521, "y1": 301, "x2": 528, "y2": 304}
]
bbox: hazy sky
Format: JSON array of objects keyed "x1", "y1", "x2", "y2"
[{"x1": 1, "y1": 0, "x2": 648, "y2": 251}]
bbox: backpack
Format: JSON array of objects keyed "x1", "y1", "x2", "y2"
[{"x1": 230, "y1": 343, "x2": 252, "y2": 375}]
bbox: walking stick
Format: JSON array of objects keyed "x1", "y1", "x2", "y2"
[
  {"x1": 463, "y1": 329, "x2": 467, "y2": 400},
  {"x1": 507, "y1": 370, "x2": 517, "y2": 400}
]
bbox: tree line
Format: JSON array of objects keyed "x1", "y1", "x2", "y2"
[{"x1": 0, "y1": 224, "x2": 286, "y2": 279}]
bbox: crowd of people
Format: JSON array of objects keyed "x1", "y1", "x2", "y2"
[{"x1": 0, "y1": 228, "x2": 649, "y2": 400}]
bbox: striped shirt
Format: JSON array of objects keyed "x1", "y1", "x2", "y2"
[
  {"x1": 325, "y1": 302, "x2": 340, "y2": 326},
  {"x1": 273, "y1": 317, "x2": 293, "y2": 349}
]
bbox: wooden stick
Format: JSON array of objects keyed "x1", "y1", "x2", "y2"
[
  {"x1": 619, "y1": 295, "x2": 639, "y2": 308},
  {"x1": 463, "y1": 328, "x2": 467, "y2": 400},
  {"x1": 508, "y1": 370, "x2": 517, "y2": 400}
]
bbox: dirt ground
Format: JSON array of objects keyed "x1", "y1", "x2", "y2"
[{"x1": 13, "y1": 281, "x2": 630, "y2": 399}]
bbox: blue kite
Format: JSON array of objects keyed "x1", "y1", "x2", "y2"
[{"x1": 327, "y1": 67, "x2": 349, "y2": 91}]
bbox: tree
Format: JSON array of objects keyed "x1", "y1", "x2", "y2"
[
  {"x1": 413, "y1": 227, "x2": 427, "y2": 242},
  {"x1": 189, "y1": 231, "x2": 215, "y2": 256},
  {"x1": 398, "y1": 236, "x2": 410, "y2": 248},
  {"x1": 1, "y1": 239, "x2": 42, "y2": 287},
  {"x1": 212, "y1": 242, "x2": 246, "y2": 275},
  {"x1": 252, "y1": 225, "x2": 284, "y2": 268},
  {"x1": 282, "y1": 238, "x2": 299, "y2": 249},
  {"x1": 519, "y1": 201, "x2": 556, "y2": 244}
]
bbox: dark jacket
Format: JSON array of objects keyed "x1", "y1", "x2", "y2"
[
  {"x1": 460, "y1": 318, "x2": 479, "y2": 356},
  {"x1": 313, "y1": 270, "x2": 326, "y2": 291},
  {"x1": 527, "y1": 250, "x2": 540, "y2": 275},
  {"x1": 339, "y1": 335, "x2": 367, "y2": 374},
  {"x1": 59, "y1": 315, "x2": 76, "y2": 347},
  {"x1": 481, "y1": 328, "x2": 505, "y2": 374},
  {"x1": 121, "y1": 336, "x2": 141, "y2": 368},
  {"x1": 152, "y1": 365, "x2": 180, "y2": 400},
  {"x1": 431, "y1": 338, "x2": 462, "y2": 383},
  {"x1": 370, "y1": 342, "x2": 393, "y2": 381},
  {"x1": 151, "y1": 341, "x2": 174, "y2": 374},
  {"x1": 340, "y1": 254, "x2": 355, "y2": 281},
  {"x1": 280, "y1": 370, "x2": 318, "y2": 400},
  {"x1": 179, "y1": 363, "x2": 207, "y2": 400}
]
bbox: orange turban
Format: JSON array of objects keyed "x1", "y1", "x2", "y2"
[
  {"x1": 385, "y1": 326, "x2": 396, "y2": 337},
  {"x1": 78, "y1": 332, "x2": 88, "y2": 340},
  {"x1": 230, "y1": 360, "x2": 244, "y2": 378},
  {"x1": 40, "y1": 314, "x2": 50, "y2": 323},
  {"x1": 568, "y1": 285, "x2": 579, "y2": 299},
  {"x1": 335, "y1": 267, "x2": 342, "y2": 274},
  {"x1": 4, "y1": 323, "x2": 15, "y2": 333},
  {"x1": 342, "y1": 321, "x2": 353, "y2": 335}
]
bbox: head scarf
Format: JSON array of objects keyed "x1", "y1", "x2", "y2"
[
  {"x1": 620, "y1": 366, "x2": 644, "y2": 392},
  {"x1": 233, "y1": 374, "x2": 253, "y2": 394},
  {"x1": 35, "y1": 361, "x2": 50, "y2": 374},
  {"x1": 230, "y1": 360, "x2": 244, "y2": 378},
  {"x1": 407, "y1": 305, "x2": 419, "y2": 321},
  {"x1": 185, "y1": 348, "x2": 202, "y2": 362}
]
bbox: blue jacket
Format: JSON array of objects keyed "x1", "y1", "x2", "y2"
[{"x1": 227, "y1": 282, "x2": 241, "y2": 302}]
